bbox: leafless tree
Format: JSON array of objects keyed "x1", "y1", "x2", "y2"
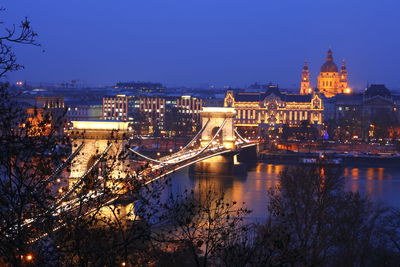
[
  {"x1": 266, "y1": 166, "x2": 400, "y2": 266},
  {"x1": 0, "y1": 8, "x2": 39, "y2": 78},
  {"x1": 148, "y1": 186, "x2": 252, "y2": 267}
]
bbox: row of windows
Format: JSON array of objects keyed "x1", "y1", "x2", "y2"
[
  {"x1": 236, "y1": 109, "x2": 320, "y2": 122},
  {"x1": 321, "y1": 80, "x2": 337, "y2": 87},
  {"x1": 103, "y1": 108, "x2": 126, "y2": 112}
]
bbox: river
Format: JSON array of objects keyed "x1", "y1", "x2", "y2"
[{"x1": 166, "y1": 163, "x2": 400, "y2": 221}]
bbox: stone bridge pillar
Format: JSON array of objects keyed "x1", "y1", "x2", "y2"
[
  {"x1": 200, "y1": 107, "x2": 236, "y2": 150},
  {"x1": 68, "y1": 121, "x2": 131, "y2": 193}
]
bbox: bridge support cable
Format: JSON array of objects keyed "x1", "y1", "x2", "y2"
[
  {"x1": 128, "y1": 148, "x2": 166, "y2": 164},
  {"x1": 137, "y1": 119, "x2": 227, "y2": 182},
  {"x1": 234, "y1": 128, "x2": 249, "y2": 143},
  {"x1": 163, "y1": 119, "x2": 227, "y2": 165},
  {"x1": 29, "y1": 174, "x2": 131, "y2": 243},
  {"x1": 128, "y1": 120, "x2": 211, "y2": 165},
  {"x1": 17, "y1": 143, "x2": 85, "y2": 226},
  {"x1": 180, "y1": 118, "x2": 210, "y2": 152},
  {"x1": 157, "y1": 119, "x2": 211, "y2": 162},
  {"x1": 196, "y1": 118, "x2": 227, "y2": 154},
  {"x1": 28, "y1": 193, "x2": 118, "y2": 244},
  {"x1": 145, "y1": 149, "x2": 232, "y2": 185},
  {"x1": 42, "y1": 142, "x2": 85, "y2": 185},
  {"x1": 51, "y1": 143, "x2": 113, "y2": 210}
]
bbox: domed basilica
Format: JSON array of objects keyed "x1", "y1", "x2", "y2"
[{"x1": 300, "y1": 49, "x2": 350, "y2": 98}]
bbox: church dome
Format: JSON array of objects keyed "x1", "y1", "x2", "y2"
[{"x1": 320, "y1": 49, "x2": 338, "y2": 72}]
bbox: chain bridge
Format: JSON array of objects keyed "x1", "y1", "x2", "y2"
[{"x1": 18, "y1": 107, "x2": 257, "y2": 242}]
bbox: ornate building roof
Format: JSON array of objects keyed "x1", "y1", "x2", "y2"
[
  {"x1": 364, "y1": 84, "x2": 392, "y2": 98},
  {"x1": 320, "y1": 49, "x2": 338, "y2": 73},
  {"x1": 233, "y1": 87, "x2": 312, "y2": 103}
]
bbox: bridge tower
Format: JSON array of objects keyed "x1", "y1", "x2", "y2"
[
  {"x1": 68, "y1": 121, "x2": 131, "y2": 192},
  {"x1": 200, "y1": 107, "x2": 236, "y2": 150}
]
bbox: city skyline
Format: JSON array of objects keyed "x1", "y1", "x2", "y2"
[{"x1": 3, "y1": 0, "x2": 400, "y2": 90}]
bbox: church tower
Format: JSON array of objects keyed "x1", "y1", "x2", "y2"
[
  {"x1": 339, "y1": 60, "x2": 350, "y2": 93},
  {"x1": 300, "y1": 61, "x2": 311, "y2": 94},
  {"x1": 317, "y1": 49, "x2": 342, "y2": 97}
]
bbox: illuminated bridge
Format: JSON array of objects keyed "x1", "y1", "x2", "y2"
[
  {"x1": 17, "y1": 107, "x2": 257, "y2": 242},
  {"x1": 68, "y1": 107, "x2": 257, "y2": 187}
]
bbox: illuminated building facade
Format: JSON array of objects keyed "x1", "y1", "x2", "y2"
[
  {"x1": 21, "y1": 96, "x2": 66, "y2": 136},
  {"x1": 300, "y1": 49, "x2": 350, "y2": 98},
  {"x1": 102, "y1": 95, "x2": 130, "y2": 121},
  {"x1": 317, "y1": 49, "x2": 348, "y2": 97},
  {"x1": 139, "y1": 96, "x2": 166, "y2": 133},
  {"x1": 102, "y1": 94, "x2": 203, "y2": 135},
  {"x1": 176, "y1": 95, "x2": 202, "y2": 126},
  {"x1": 224, "y1": 87, "x2": 324, "y2": 129}
]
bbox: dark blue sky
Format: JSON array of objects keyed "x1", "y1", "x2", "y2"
[{"x1": 4, "y1": 0, "x2": 400, "y2": 90}]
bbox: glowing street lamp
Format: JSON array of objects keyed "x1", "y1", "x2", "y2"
[{"x1": 22, "y1": 253, "x2": 34, "y2": 262}]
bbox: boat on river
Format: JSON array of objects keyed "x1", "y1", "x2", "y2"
[{"x1": 300, "y1": 153, "x2": 342, "y2": 166}]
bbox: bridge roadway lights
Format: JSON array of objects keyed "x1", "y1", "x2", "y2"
[
  {"x1": 200, "y1": 107, "x2": 236, "y2": 150},
  {"x1": 67, "y1": 121, "x2": 131, "y2": 194}
]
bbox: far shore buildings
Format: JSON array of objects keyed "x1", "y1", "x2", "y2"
[
  {"x1": 224, "y1": 86, "x2": 324, "y2": 129},
  {"x1": 223, "y1": 50, "x2": 348, "y2": 132},
  {"x1": 102, "y1": 94, "x2": 203, "y2": 135},
  {"x1": 223, "y1": 49, "x2": 400, "y2": 140},
  {"x1": 222, "y1": 49, "x2": 350, "y2": 132}
]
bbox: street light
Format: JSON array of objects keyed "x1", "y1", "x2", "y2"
[{"x1": 22, "y1": 253, "x2": 34, "y2": 262}]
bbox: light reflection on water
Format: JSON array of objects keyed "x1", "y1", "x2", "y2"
[{"x1": 167, "y1": 163, "x2": 400, "y2": 221}]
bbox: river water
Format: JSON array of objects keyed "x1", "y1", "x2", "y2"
[{"x1": 166, "y1": 163, "x2": 400, "y2": 221}]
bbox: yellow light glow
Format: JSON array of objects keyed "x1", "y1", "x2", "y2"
[
  {"x1": 202, "y1": 107, "x2": 236, "y2": 114},
  {"x1": 72, "y1": 121, "x2": 130, "y2": 130},
  {"x1": 344, "y1": 88, "x2": 351, "y2": 94},
  {"x1": 26, "y1": 254, "x2": 33, "y2": 261}
]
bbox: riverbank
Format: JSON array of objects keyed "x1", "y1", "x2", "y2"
[{"x1": 258, "y1": 150, "x2": 400, "y2": 166}]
